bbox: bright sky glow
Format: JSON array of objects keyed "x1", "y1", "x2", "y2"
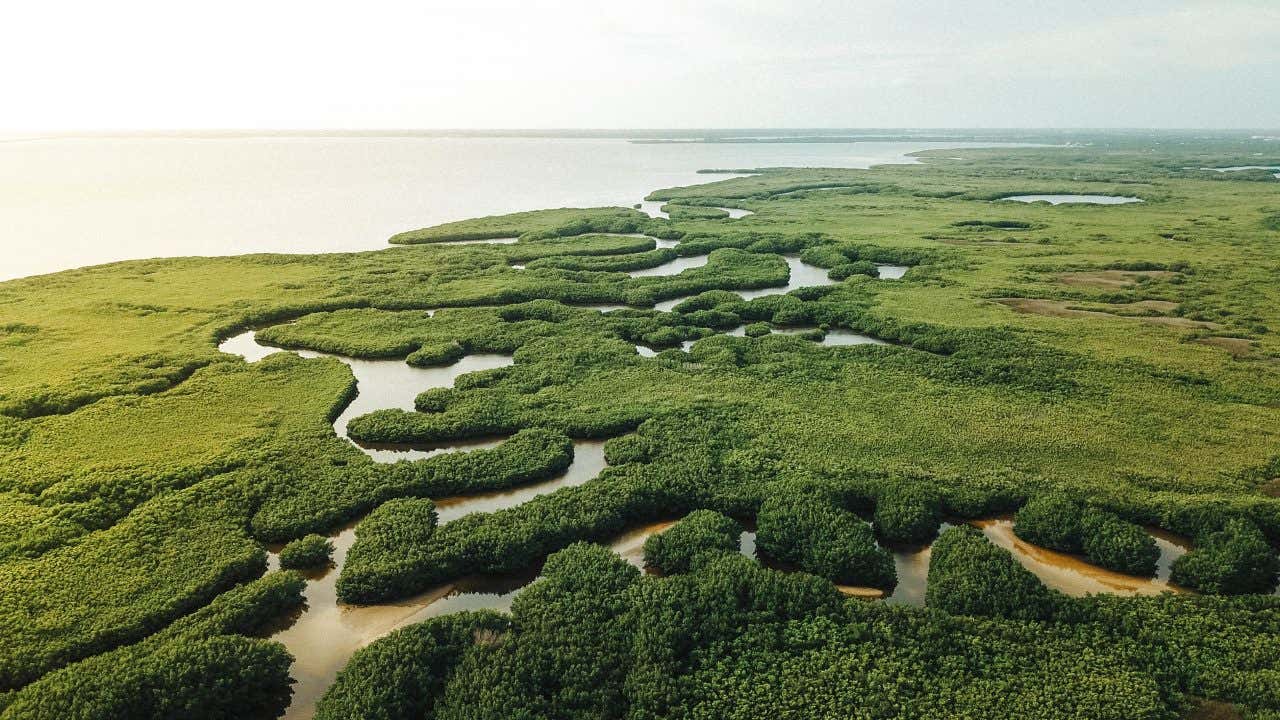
[{"x1": 3, "y1": 0, "x2": 1277, "y2": 130}]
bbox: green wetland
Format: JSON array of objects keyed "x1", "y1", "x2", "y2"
[{"x1": 1, "y1": 132, "x2": 1280, "y2": 719}]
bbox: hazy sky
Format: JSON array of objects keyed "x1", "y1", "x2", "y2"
[{"x1": 4, "y1": 0, "x2": 1278, "y2": 130}]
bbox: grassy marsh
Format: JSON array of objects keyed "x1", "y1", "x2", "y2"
[{"x1": 1, "y1": 137, "x2": 1279, "y2": 718}]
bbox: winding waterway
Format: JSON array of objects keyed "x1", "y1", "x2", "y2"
[
  {"x1": 214, "y1": 230, "x2": 1183, "y2": 717},
  {"x1": 216, "y1": 324, "x2": 1196, "y2": 717},
  {"x1": 219, "y1": 329, "x2": 513, "y2": 462},
  {"x1": 222, "y1": 329, "x2": 618, "y2": 718},
  {"x1": 999, "y1": 194, "x2": 1143, "y2": 205}
]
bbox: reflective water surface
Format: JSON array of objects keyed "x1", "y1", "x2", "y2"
[
  {"x1": 999, "y1": 194, "x2": 1143, "y2": 205},
  {"x1": 627, "y1": 254, "x2": 710, "y2": 278},
  {"x1": 2, "y1": 136, "x2": 1000, "y2": 281},
  {"x1": 1204, "y1": 165, "x2": 1280, "y2": 178},
  {"x1": 218, "y1": 330, "x2": 513, "y2": 462}
]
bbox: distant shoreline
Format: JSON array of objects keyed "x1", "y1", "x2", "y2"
[{"x1": 3, "y1": 127, "x2": 1276, "y2": 144}]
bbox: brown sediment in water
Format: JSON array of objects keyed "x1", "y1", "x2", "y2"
[
  {"x1": 270, "y1": 439, "x2": 609, "y2": 720},
  {"x1": 972, "y1": 518, "x2": 1191, "y2": 597},
  {"x1": 883, "y1": 524, "x2": 954, "y2": 606},
  {"x1": 608, "y1": 520, "x2": 678, "y2": 572}
]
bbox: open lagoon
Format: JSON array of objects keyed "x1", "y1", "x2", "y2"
[{"x1": 0, "y1": 134, "x2": 1010, "y2": 280}]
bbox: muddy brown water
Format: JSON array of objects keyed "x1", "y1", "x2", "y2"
[
  {"x1": 709, "y1": 518, "x2": 1188, "y2": 606},
  {"x1": 974, "y1": 518, "x2": 1190, "y2": 596},
  {"x1": 219, "y1": 331, "x2": 616, "y2": 718},
  {"x1": 269, "y1": 439, "x2": 608, "y2": 719},
  {"x1": 221, "y1": 313, "x2": 1189, "y2": 718}
]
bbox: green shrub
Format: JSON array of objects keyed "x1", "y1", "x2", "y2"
[
  {"x1": 1171, "y1": 518, "x2": 1280, "y2": 594},
  {"x1": 756, "y1": 492, "x2": 896, "y2": 589},
  {"x1": 315, "y1": 611, "x2": 510, "y2": 720},
  {"x1": 338, "y1": 498, "x2": 438, "y2": 601},
  {"x1": 743, "y1": 322, "x2": 771, "y2": 338},
  {"x1": 643, "y1": 510, "x2": 741, "y2": 574},
  {"x1": 828, "y1": 261, "x2": 880, "y2": 280},
  {"x1": 926, "y1": 525, "x2": 1057, "y2": 620},
  {"x1": 1080, "y1": 512, "x2": 1159, "y2": 577},
  {"x1": 1015, "y1": 495, "x2": 1159, "y2": 575},
  {"x1": 406, "y1": 340, "x2": 465, "y2": 367},
  {"x1": 0, "y1": 573, "x2": 304, "y2": 719},
  {"x1": 1013, "y1": 494, "x2": 1083, "y2": 552},
  {"x1": 278, "y1": 534, "x2": 333, "y2": 569},
  {"x1": 873, "y1": 483, "x2": 942, "y2": 543},
  {"x1": 664, "y1": 204, "x2": 730, "y2": 221}
]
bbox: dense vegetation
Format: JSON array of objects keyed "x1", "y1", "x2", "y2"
[
  {"x1": 278, "y1": 534, "x2": 333, "y2": 569},
  {"x1": 1015, "y1": 494, "x2": 1161, "y2": 575},
  {"x1": 756, "y1": 490, "x2": 897, "y2": 588},
  {"x1": 317, "y1": 540, "x2": 1280, "y2": 720},
  {"x1": 0, "y1": 572, "x2": 305, "y2": 719},
  {"x1": 927, "y1": 525, "x2": 1059, "y2": 620},
  {"x1": 642, "y1": 509, "x2": 741, "y2": 574},
  {"x1": 1, "y1": 134, "x2": 1279, "y2": 716},
  {"x1": 1171, "y1": 518, "x2": 1280, "y2": 595}
]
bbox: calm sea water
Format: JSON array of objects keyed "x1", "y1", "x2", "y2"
[{"x1": 0, "y1": 135, "x2": 999, "y2": 281}]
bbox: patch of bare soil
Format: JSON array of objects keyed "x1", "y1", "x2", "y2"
[
  {"x1": 1185, "y1": 699, "x2": 1243, "y2": 720},
  {"x1": 1196, "y1": 336, "x2": 1255, "y2": 357},
  {"x1": 1057, "y1": 270, "x2": 1176, "y2": 289},
  {"x1": 1122, "y1": 300, "x2": 1180, "y2": 313},
  {"x1": 997, "y1": 298, "x2": 1112, "y2": 320},
  {"x1": 996, "y1": 298, "x2": 1221, "y2": 330},
  {"x1": 1141, "y1": 316, "x2": 1222, "y2": 330}
]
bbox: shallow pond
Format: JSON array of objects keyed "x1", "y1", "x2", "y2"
[
  {"x1": 628, "y1": 254, "x2": 710, "y2": 278},
  {"x1": 218, "y1": 330, "x2": 514, "y2": 462},
  {"x1": 650, "y1": 255, "x2": 840, "y2": 312},
  {"x1": 1204, "y1": 165, "x2": 1280, "y2": 178},
  {"x1": 429, "y1": 236, "x2": 520, "y2": 245},
  {"x1": 999, "y1": 194, "x2": 1143, "y2": 205}
]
